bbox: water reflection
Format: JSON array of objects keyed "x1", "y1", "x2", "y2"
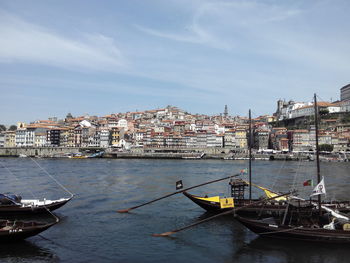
[
  {"x1": 231, "y1": 235, "x2": 350, "y2": 263},
  {"x1": 0, "y1": 240, "x2": 58, "y2": 262}
]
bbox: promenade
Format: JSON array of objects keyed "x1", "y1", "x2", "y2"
[{"x1": 1, "y1": 147, "x2": 347, "y2": 161}]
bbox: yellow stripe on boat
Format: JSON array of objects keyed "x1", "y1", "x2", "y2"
[
  {"x1": 242, "y1": 179, "x2": 287, "y2": 201},
  {"x1": 195, "y1": 196, "x2": 221, "y2": 203}
]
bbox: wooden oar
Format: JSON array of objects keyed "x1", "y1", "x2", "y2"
[
  {"x1": 152, "y1": 191, "x2": 293, "y2": 237},
  {"x1": 117, "y1": 173, "x2": 240, "y2": 213}
]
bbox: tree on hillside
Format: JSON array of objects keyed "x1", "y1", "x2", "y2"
[
  {"x1": 0, "y1": 124, "x2": 6, "y2": 132},
  {"x1": 319, "y1": 108, "x2": 329, "y2": 116},
  {"x1": 8, "y1": 125, "x2": 17, "y2": 131},
  {"x1": 319, "y1": 144, "x2": 334, "y2": 152}
]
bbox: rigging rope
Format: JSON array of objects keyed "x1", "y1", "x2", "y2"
[
  {"x1": 29, "y1": 157, "x2": 74, "y2": 197},
  {"x1": 270, "y1": 154, "x2": 287, "y2": 192},
  {"x1": 259, "y1": 225, "x2": 303, "y2": 235},
  {"x1": 0, "y1": 160, "x2": 59, "y2": 222}
]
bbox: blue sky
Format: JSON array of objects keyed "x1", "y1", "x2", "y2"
[{"x1": 1, "y1": 0, "x2": 349, "y2": 125}]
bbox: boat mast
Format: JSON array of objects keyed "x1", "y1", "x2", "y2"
[
  {"x1": 313, "y1": 93, "x2": 322, "y2": 216},
  {"x1": 249, "y1": 109, "x2": 252, "y2": 201}
]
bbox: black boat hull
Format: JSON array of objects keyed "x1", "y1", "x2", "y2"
[
  {"x1": 0, "y1": 221, "x2": 57, "y2": 242},
  {"x1": 183, "y1": 192, "x2": 350, "y2": 216},
  {"x1": 236, "y1": 215, "x2": 350, "y2": 243},
  {"x1": 0, "y1": 197, "x2": 72, "y2": 216}
]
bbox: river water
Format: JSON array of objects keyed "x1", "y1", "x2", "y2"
[{"x1": 0, "y1": 158, "x2": 349, "y2": 263}]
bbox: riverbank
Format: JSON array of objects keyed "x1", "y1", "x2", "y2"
[{"x1": 0, "y1": 147, "x2": 348, "y2": 161}]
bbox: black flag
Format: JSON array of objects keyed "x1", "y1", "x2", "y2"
[{"x1": 176, "y1": 180, "x2": 183, "y2": 190}]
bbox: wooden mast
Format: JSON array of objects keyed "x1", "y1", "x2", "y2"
[
  {"x1": 313, "y1": 93, "x2": 322, "y2": 216},
  {"x1": 249, "y1": 109, "x2": 252, "y2": 201}
]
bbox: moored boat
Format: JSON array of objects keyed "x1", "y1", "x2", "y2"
[
  {"x1": 0, "y1": 194, "x2": 72, "y2": 215},
  {"x1": 0, "y1": 218, "x2": 58, "y2": 242},
  {"x1": 235, "y1": 94, "x2": 350, "y2": 243},
  {"x1": 235, "y1": 214, "x2": 350, "y2": 243}
]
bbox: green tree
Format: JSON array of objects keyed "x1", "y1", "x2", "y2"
[
  {"x1": 8, "y1": 125, "x2": 17, "y2": 131},
  {"x1": 319, "y1": 108, "x2": 329, "y2": 116},
  {"x1": 319, "y1": 144, "x2": 334, "y2": 152},
  {"x1": 0, "y1": 124, "x2": 6, "y2": 132}
]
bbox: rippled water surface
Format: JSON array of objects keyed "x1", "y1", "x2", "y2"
[{"x1": 0, "y1": 158, "x2": 349, "y2": 263}]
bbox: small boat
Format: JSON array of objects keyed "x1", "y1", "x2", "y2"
[
  {"x1": 183, "y1": 185, "x2": 350, "y2": 215},
  {"x1": 0, "y1": 218, "x2": 58, "y2": 242},
  {"x1": 68, "y1": 153, "x2": 88, "y2": 159},
  {"x1": 182, "y1": 153, "x2": 205, "y2": 159},
  {"x1": 235, "y1": 203, "x2": 350, "y2": 243},
  {"x1": 0, "y1": 194, "x2": 72, "y2": 215}
]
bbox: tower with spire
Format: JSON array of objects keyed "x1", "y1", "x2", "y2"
[{"x1": 224, "y1": 105, "x2": 228, "y2": 118}]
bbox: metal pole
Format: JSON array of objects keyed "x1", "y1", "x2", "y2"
[
  {"x1": 249, "y1": 109, "x2": 252, "y2": 201},
  {"x1": 313, "y1": 94, "x2": 321, "y2": 216}
]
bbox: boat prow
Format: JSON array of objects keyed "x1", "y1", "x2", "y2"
[
  {"x1": 235, "y1": 215, "x2": 350, "y2": 243},
  {"x1": 0, "y1": 218, "x2": 59, "y2": 242},
  {"x1": 183, "y1": 192, "x2": 224, "y2": 212},
  {"x1": 0, "y1": 196, "x2": 73, "y2": 215}
]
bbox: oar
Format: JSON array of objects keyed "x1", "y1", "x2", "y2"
[
  {"x1": 152, "y1": 191, "x2": 293, "y2": 237},
  {"x1": 117, "y1": 173, "x2": 240, "y2": 213}
]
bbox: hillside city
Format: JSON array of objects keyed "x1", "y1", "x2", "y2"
[{"x1": 1, "y1": 85, "x2": 350, "y2": 154}]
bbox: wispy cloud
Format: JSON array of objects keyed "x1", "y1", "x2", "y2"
[{"x1": 0, "y1": 11, "x2": 126, "y2": 72}]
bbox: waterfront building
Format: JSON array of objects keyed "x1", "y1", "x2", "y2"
[
  {"x1": 34, "y1": 131, "x2": 47, "y2": 147},
  {"x1": 335, "y1": 136, "x2": 350, "y2": 152},
  {"x1": 184, "y1": 132, "x2": 197, "y2": 148},
  {"x1": 206, "y1": 132, "x2": 221, "y2": 148},
  {"x1": 224, "y1": 129, "x2": 236, "y2": 148},
  {"x1": 59, "y1": 128, "x2": 70, "y2": 147},
  {"x1": 47, "y1": 129, "x2": 61, "y2": 146},
  {"x1": 0, "y1": 133, "x2": 4, "y2": 147},
  {"x1": 279, "y1": 138, "x2": 289, "y2": 152},
  {"x1": 235, "y1": 127, "x2": 248, "y2": 149},
  {"x1": 195, "y1": 131, "x2": 207, "y2": 148},
  {"x1": 4, "y1": 131, "x2": 16, "y2": 147},
  {"x1": 15, "y1": 126, "x2": 36, "y2": 147},
  {"x1": 99, "y1": 129, "x2": 110, "y2": 148},
  {"x1": 73, "y1": 126, "x2": 82, "y2": 147},
  {"x1": 269, "y1": 128, "x2": 287, "y2": 150},
  {"x1": 289, "y1": 130, "x2": 311, "y2": 151},
  {"x1": 254, "y1": 128, "x2": 270, "y2": 150},
  {"x1": 111, "y1": 127, "x2": 123, "y2": 147},
  {"x1": 67, "y1": 128, "x2": 75, "y2": 147}
]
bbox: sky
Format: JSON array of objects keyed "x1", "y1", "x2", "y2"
[{"x1": 1, "y1": 0, "x2": 349, "y2": 125}]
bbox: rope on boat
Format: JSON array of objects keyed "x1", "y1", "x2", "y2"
[
  {"x1": 260, "y1": 226, "x2": 303, "y2": 235},
  {"x1": 30, "y1": 157, "x2": 74, "y2": 197},
  {"x1": 0, "y1": 160, "x2": 60, "y2": 222},
  {"x1": 271, "y1": 155, "x2": 287, "y2": 192}
]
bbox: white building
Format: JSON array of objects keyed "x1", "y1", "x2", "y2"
[
  {"x1": 117, "y1": 119, "x2": 128, "y2": 131},
  {"x1": 100, "y1": 129, "x2": 110, "y2": 148},
  {"x1": 0, "y1": 133, "x2": 5, "y2": 147}
]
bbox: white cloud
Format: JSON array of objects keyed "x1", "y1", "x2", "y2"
[{"x1": 0, "y1": 11, "x2": 126, "y2": 72}]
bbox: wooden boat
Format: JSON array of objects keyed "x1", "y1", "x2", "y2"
[
  {"x1": 183, "y1": 190, "x2": 350, "y2": 216},
  {"x1": 183, "y1": 191, "x2": 288, "y2": 216},
  {"x1": 183, "y1": 106, "x2": 350, "y2": 216},
  {"x1": 235, "y1": 94, "x2": 350, "y2": 243},
  {"x1": 0, "y1": 218, "x2": 58, "y2": 242},
  {"x1": 235, "y1": 215, "x2": 350, "y2": 243},
  {"x1": 0, "y1": 194, "x2": 72, "y2": 215},
  {"x1": 183, "y1": 188, "x2": 350, "y2": 212}
]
